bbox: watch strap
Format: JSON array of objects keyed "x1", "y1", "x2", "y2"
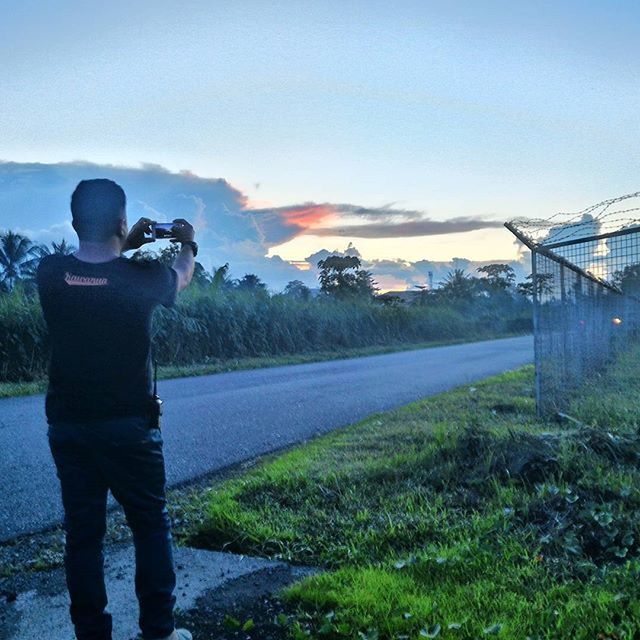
[{"x1": 181, "y1": 240, "x2": 198, "y2": 257}]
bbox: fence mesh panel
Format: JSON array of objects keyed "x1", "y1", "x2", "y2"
[{"x1": 506, "y1": 193, "x2": 640, "y2": 417}]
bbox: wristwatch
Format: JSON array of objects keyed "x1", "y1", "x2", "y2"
[{"x1": 181, "y1": 240, "x2": 198, "y2": 257}]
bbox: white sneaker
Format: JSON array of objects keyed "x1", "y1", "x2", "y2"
[{"x1": 160, "y1": 630, "x2": 193, "y2": 640}]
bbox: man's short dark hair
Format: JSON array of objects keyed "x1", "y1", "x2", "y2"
[{"x1": 71, "y1": 179, "x2": 126, "y2": 242}]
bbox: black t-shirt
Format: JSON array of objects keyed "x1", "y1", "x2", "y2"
[{"x1": 36, "y1": 254, "x2": 178, "y2": 424}]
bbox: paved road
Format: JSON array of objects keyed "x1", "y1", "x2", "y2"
[{"x1": 0, "y1": 336, "x2": 532, "y2": 541}]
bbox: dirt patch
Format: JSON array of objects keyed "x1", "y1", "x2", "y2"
[{"x1": 176, "y1": 565, "x2": 314, "y2": 640}]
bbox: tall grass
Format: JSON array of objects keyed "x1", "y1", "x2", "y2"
[
  {"x1": 0, "y1": 284, "x2": 49, "y2": 381},
  {"x1": 0, "y1": 284, "x2": 531, "y2": 382}
]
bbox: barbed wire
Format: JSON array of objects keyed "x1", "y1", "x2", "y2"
[{"x1": 509, "y1": 191, "x2": 640, "y2": 246}]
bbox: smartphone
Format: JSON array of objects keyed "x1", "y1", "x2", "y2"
[{"x1": 151, "y1": 222, "x2": 176, "y2": 240}]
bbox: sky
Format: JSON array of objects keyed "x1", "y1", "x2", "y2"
[{"x1": 2, "y1": 1, "x2": 639, "y2": 290}]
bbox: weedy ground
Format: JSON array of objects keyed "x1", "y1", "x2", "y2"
[{"x1": 184, "y1": 348, "x2": 640, "y2": 640}]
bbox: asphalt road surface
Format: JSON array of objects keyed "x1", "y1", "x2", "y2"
[{"x1": 0, "y1": 336, "x2": 532, "y2": 541}]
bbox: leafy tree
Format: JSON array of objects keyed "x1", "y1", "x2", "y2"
[
  {"x1": 129, "y1": 248, "x2": 155, "y2": 263},
  {"x1": 283, "y1": 280, "x2": 311, "y2": 301},
  {"x1": 613, "y1": 263, "x2": 640, "y2": 295},
  {"x1": 318, "y1": 255, "x2": 359, "y2": 295},
  {"x1": 317, "y1": 255, "x2": 377, "y2": 299},
  {"x1": 354, "y1": 268, "x2": 378, "y2": 297},
  {"x1": 516, "y1": 273, "x2": 553, "y2": 299},
  {"x1": 0, "y1": 231, "x2": 41, "y2": 292},
  {"x1": 516, "y1": 280, "x2": 534, "y2": 299},
  {"x1": 236, "y1": 273, "x2": 267, "y2": 293},
  {"x1": 476, "y1": 264, "x2": 516, "y2": 291},
  {"x1": 130, "y1": 244, "x2": 210, "y2": 288},
  {"x1": 130, "y1": 245, "x2": 179, "y2": 265},
  {"x1": 131, "y1": 243, "x2": 212, "y2": 286},
  {"x1": 157, "y1": 243, "x2": 181, "y2": 266}
]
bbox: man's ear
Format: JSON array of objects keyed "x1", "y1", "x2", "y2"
[
  {"x1": 117, "y1": 217, "x2": 128, "y2": 239},
  {"x1": 71, "y1": 219, "x2": 83, "y2": 241}
]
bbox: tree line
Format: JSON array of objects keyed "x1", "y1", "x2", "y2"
[{"x1": 0, "y1": 230, "x2": 532, "y2": 382}]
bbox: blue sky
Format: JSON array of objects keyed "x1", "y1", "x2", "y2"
[{"x1": 1, "y1": 1, "x2": 639, "y2": 288}]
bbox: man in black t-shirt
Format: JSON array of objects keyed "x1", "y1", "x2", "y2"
[{"x1": 37, "y1": 179, "x2": 196, "y2": 640}]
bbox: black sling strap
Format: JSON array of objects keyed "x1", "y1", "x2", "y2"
[{"x1": 153, "y1": 356, "x2": 158, "y2": 398}]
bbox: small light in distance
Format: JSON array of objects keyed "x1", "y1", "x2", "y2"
[{"x1": 612, "y1": 317, "x2": 623, "y2": 326}]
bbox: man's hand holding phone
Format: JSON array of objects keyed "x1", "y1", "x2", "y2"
[
  {"x1": 122, "y1": 217, "x2": 155, "y2": 252},
  {"x1": 169, "y1": 218, "x2": 195, "y2": 244},
  {"x1": 123, "y1": 217, "x2": 196, "y2": 260}
]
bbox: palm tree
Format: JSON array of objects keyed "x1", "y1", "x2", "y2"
[
  {"x1": 31, "y1": 238, "x2": 76, "y2": 259},
  {"x1": 439, "y1": 268, "x2": 476, "y2": 300},
  {"x1": 0, "y1": 231, "x2": 42, "y2": 292},
  {"x1": 50, "y1": 238, "x2": 76, "y2": 256},
  {"x1": 19, "y1": 238, "x2": 77, "y2": 285},
  {"x1": 211, "y1": 263, "x2": 232, "y2": 292}
]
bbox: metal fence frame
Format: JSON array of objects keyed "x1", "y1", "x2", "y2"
[{"x1": 505, "y1": 222, "x2": 640, "y2": 417}]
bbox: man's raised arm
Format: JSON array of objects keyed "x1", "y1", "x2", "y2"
[{"x1": 170, "y1": 218, "x2": 196, "y2": 292}]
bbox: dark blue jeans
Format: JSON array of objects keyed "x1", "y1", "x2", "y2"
[{"x1": 48, "y1": 415, "x2": 176, "y2": 640}]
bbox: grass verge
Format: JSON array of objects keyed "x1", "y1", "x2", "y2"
[
  {"x1": 0, "y1": 335, "x2": 525, "y2": 399},
  {"x1": 186, "y1": 348, "x2": 640, "y2": 639}
]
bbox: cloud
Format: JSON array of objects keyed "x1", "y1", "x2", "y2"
[
  {"x1": 247, "y1": 202, "x2": 502, "y2": 244},
  {"x1": 0, "y1": 158, "x2": 324, "y2": 289},
  {"x1": 178, "y1": 194, "x2": 208, "y2": 232},
  {"x1": 246, "y1": 203, "x2": 336, "y2": 246},
  {"x1": 300, "y1": 245, "x2": 530, "y2": 291},
  {"x1": 0, "y1": 160, "x2": 516, "y2": 290},
  {"x1": 11, "y1": 220, "x2": 77, "y2": 247},
  {"x1": 333, "y1": 203, "x2": 425, "y2": 221},
  {"x1": 208, "y1": 240, "x2": 314, "y2": 287},
  {"x1": 304, "y1": 242, "x2": 361, "y2": 268},
  {"x1": 310, "y1": 216, "x2": 504, "y2": 239}
]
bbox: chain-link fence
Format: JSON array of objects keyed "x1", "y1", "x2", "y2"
[{"x1": 506, "y1": 193, "x2": 640, "y2": 417}]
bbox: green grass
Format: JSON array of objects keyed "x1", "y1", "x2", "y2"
[
  {"x1": 0, "y1": 335, "x2": 517, "y2": 399},
  {"x1": 187, "y1": 348, "x2": 640, "y2": 640},
  {"x1": 0, "y1": 380, "x2": 46, "y2": 398}
]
